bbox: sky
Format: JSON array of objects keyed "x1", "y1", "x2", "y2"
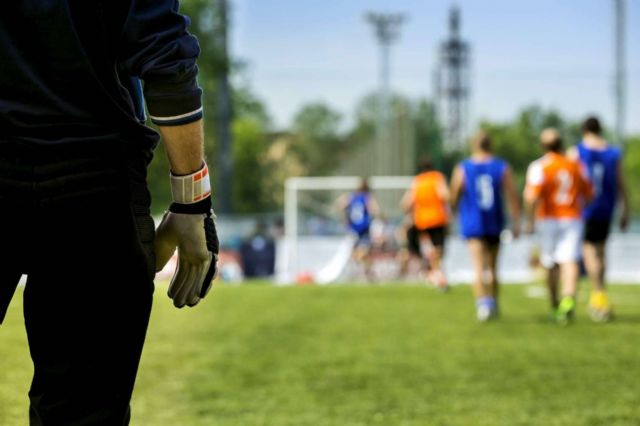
[{"x1": 230, "y1": 0, "x2": 639, "y2": 134}]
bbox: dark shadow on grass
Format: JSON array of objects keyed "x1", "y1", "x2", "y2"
[
  {"x1": 481, "y1": 313, "x2": 555, "y2": 326},
  {"x1": 498, "y1": 313, "x2": 640, "y2": 326},
  {"x1": 606, "y1": 314, "x2": 640, "y2": 324}
]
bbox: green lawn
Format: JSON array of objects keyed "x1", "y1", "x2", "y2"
[{"x1": 1, "y1": 282, "x2": 640, "y2": 426}]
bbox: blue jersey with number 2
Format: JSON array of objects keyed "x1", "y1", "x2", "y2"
[
  {"x1": 459, "y1": 158, "x2": 507, "y2": 239},
  {"x1": 577, "y1": 142, "x2": 620, "y2": 221},
  {"x1": 347, "y1": 192, "x2": 371, "y2": 235}
]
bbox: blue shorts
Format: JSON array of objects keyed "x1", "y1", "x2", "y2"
[{"x1": 353, "y1": 231, "x2": 372, "y2": 249}]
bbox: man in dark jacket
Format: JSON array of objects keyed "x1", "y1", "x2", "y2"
[{"x1": 0, "y1": 1, "x2": 219, "y2": 424}]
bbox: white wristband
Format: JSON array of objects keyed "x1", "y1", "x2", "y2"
[{"x1": 170, "y1": 163, "x2": 212, "y2": 204}]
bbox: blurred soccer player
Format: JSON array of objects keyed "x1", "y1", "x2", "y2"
[
  {"x1": 336, "y1": 178, "x2": 380, "y2": 281},
  {"x1": 524, "y1": 129, "x2": 593, "y2": 324},
  {"x1": 450, "y1": 131, "x2": 521, "y2": 321},
  {"x1": 401, "y1": 159, "x2": 450, "y2": 290},
  {"x1": 567, "y1": 117, "x2": 629, "y2": 322},
  {"x1": 0, "y1": 2, "x2": 218, "y2": 423}
]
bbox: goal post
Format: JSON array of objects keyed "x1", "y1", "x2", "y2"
[{"x1": 280, "y1": 175, "x2": 414, "y2": 284}]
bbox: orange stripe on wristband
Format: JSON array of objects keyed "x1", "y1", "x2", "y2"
[{"x1": 170, "y1": 163, "x2": 212, "y2": 204}]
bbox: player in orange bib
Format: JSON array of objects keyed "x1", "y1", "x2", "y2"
[
  {"x1": 524, "y1": 128, "x2": 593, "y2": 324},
  {"x1": 401, "y1": 158, "x2": 450, "y2": 290}
]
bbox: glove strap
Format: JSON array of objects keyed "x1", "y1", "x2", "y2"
[{"x1": 170, "y1": 163, "x2": 211, "y2": 204}]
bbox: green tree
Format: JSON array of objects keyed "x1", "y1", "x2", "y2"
[
  {"x1": 348, "y1": 93, "x2": 377, "y2": 148},
  {"x1": 347, "y1": 93, "x2": 444, "y2": 175},
  {"x1": 412, "y1": 99, "x2": 444, "y2": 170},
  {"x1": 290, "y1": 103, "x2": 344, "y2": 175},
  {"x1": 231, "y1": 117, "x2": 271, "y2": 213},
  {"x1": 623, "y1": 136, "x2": 640, "y2": 216}
]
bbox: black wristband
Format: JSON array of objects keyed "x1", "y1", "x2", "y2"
[{"x1": 169, "y1": 196, "x2": 212, "y2": 215}]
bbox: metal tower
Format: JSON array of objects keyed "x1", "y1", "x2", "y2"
[
  {"x1": 365, "y1": 12, "x2": 406, "y2": 175},
  {"x1": 613, "y1": 0, "x2": 626, "y2": 146},
  {"x1": 435, "y1": 6, "x2": 471, "y2": 151}
]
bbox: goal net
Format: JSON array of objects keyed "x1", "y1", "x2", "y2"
[{"x1": 276, "y1": 175, "x2": 415, "y2": 285}]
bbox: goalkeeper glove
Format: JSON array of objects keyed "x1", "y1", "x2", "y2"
[{"x1": 155, "y1": 163, "x2": 219, "y2": 308}]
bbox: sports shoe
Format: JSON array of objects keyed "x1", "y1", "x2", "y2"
[
  {"x1": 554, "y1": 296, "x2": 575, "y2": 325},
  {"x1": 588, "y1": 291, "x2": 613, "y2": 323},
  {"x1": 477, "y1": 304, "x2": 491, "y2": 322},
  {"x1": 476, "y1": 297, "x2": 496, "y2": 322}
]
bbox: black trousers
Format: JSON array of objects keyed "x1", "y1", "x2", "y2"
[{"x1": 0, "y1": 140, "x2": 155, "y2": 425}]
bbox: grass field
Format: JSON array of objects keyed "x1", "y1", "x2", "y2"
[{"x1": 1, "y1": 282, "x2": 640, "y2": 426}]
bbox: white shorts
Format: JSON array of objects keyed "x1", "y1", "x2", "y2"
[{"x1": 537, "y1": 219, "x2": 584, "y2": 268}]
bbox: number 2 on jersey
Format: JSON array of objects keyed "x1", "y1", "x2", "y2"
[{"x1": 554, "y1": 170, "x2": 573, "y2": 205}]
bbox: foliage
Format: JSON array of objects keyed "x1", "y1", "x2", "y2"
[
  {"x1": 347, "y1": 93, "x2": 377, "y2": 147},
  {"x1": 146, "y1": 142, "x2": 172, "y2": 213},
  {"x1": 232, "y1": 82, "x2": 271, "y2": 130},
  {"x1": 290, "y1": 103, "x2": 344, "y2": 175},
  {"x1": 412, "y1": 99, "x2": 444, "y2": 169},
  {"x1": 2, "y1": 285, "x2": 640, "y2": 425},
  {"x1": 231, "y1": 117, "x2": 271, "y2": 213},
  {"x1": 623, "y1": 136, "x2": 640, "y2": 214},
  {"x1": 346, "y1": 93, "x2": 444, "y2": 176}
]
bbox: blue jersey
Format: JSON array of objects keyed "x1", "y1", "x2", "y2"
[
  {"x1": 577, "y1": 142, "x2": 621, "y2": 221},
  {"x1": 459, "y1": 158, "x2": 507, "y2": 239},
  {"x1": 346, "y1": 192, "x2": 372, "y2": 235}
]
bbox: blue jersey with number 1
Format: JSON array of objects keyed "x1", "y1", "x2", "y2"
[
  {"x1": 577, "y1": 142, "x2": 620, "y2": 221},
  {"x1": 459, "y1": 158, "x2": 507, "y2": 239},
  {"x1": 346, "y1": 192, "x2": 372, "y2": 235}
]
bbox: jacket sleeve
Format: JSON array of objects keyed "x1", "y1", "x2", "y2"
[{"x1": 119, "y1": 0, "x2": 202, "y2": 126}]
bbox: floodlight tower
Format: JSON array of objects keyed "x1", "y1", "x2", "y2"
[
  {"x1": 365, "y1": 12, "x2": 406, "y2": 175},
  {"x1": 436, "y1": 6, "x2": 471, "y2": 151},
  {"x1": 613, "y1": 0, "x2": 626, "y2": 146}
]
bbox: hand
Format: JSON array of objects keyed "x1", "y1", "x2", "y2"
[
  {"x1": 155, "y1": 164, "x2": 219, "y2": 308},
  {"x1": 155, "y1": 209, "x2": 219, "y2": 308},
  {"x1": 620, "y1": 211, "x2": 630, "y2": 232},
  {"x1": 524, "y1": 220, "x2": 535, "y2": 235},
  {"x1": 511, "y1": 221, "x2": 521, "y2": 239}
]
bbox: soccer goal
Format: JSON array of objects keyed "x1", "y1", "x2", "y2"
[{"x1": 277, "y1": 175, "x2": 414, "y2": 285}]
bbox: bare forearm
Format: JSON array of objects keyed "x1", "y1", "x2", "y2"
[
  {"x1": 400, "y1": 191, "x2": 414, "y2": 213},
  {"x1": 503, "y1": 168, "x2": 520, "y2": 223},
  {"x1": 618, "y1": 177, "x2": 630, "y2": 230},
  {"x1": 449, "y1": 166, "x2": 464, "y2": 210},
  {"x1": 159, "y1": 120, "x2": 205, "y2": 175},
  {"x1": 369, "y1": 198, "x2": 381, "y2": 217},
  {"x1": 618, "y1": 169, "x2": 630, "y2": 215},
  {"x1": 507, "y1": 190, "x2": 521, "y2": 227},
  {"x1": 523, "y1": 197, "x2": 538, "y2": 233},
  {"x1": 510, "y1": 199, "x2": 522, "y2": 224}
]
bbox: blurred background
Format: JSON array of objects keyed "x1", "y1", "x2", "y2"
[
  {"x1": 149, "y1": 0, "x2": 639, "y2": 285},
  {"x1": 3, "y1": 2, "x2": 640, "y2": 425}
]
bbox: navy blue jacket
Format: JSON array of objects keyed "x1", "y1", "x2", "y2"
[{"x1": 0, "y1": 0, "x2": 203, "y2": 148}]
